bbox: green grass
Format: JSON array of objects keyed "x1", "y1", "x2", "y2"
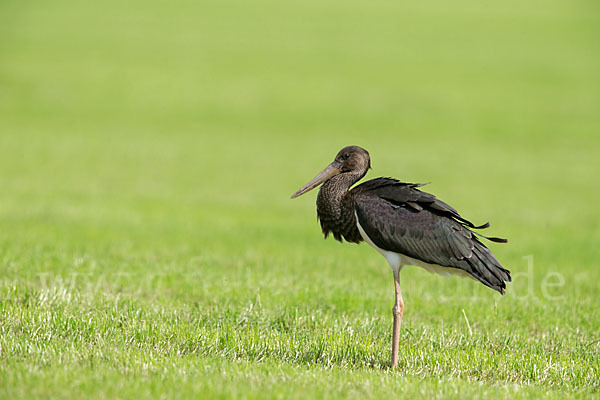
[{"x1": 1, "y1": 0, "x2": 599, "y2": 398}]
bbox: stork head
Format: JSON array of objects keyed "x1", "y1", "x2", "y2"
[{"x1": 291, "y1": 145, "x2": 371, "y2": 199}]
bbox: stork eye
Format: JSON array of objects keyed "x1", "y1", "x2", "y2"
[{"x1": 342, "y1": 153, "x2": 351, "y2": 160}]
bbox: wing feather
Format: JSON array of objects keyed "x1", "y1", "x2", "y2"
[{"x1": 352, "y1": 178, "x2": 511, "y2": 294}]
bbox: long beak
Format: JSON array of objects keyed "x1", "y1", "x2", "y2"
[{"x1": 291, "y1": 161, "x2": 342, "y2": 199}]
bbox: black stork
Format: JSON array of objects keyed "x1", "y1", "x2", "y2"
[{"x1": 291, "y1": 145, "x2": 511, "y2": 367}]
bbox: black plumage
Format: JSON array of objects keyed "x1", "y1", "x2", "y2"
[
  {"x1": 315, "y1": 173, "x2": 511, "y2": 293},
  {"x1": 352, "y1": 178, "x2": 511, "y2": 293}
]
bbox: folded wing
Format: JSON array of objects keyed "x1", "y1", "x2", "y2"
[{"x1": 352, "y1": 178, "x2": 511, "y2": 294}]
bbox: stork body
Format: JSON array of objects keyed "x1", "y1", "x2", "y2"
[{"x1": 292, "y1": 146, "x2": 511, "y2": 367}]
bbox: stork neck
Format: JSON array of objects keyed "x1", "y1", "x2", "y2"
[
  {"x1": 315, "y1": 170, "x2": 366, "y2": 243},
  {"x1": 317, "y1": 172, "x2": 361, "y2": 212}
]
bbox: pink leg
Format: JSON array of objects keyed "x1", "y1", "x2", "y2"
[{"x1": 391, "y1": 267, "x2": 404, "y2": 367}]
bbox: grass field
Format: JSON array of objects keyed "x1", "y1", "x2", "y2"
[{"x1": 1, "y1": 0, "x2": 599, "y2": 398}]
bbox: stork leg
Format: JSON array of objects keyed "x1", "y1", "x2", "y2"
[{"x1": 391, "y1": 267, "x2": 404, "y2": 368}]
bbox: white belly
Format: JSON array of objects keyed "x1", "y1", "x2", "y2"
[{"x1": 355, "y1": 213, "x2": 471, "y2": 279}]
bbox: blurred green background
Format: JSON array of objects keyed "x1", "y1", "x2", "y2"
[{"x1": 1, "y1": 0, "x2": 599, "y2": 398}]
